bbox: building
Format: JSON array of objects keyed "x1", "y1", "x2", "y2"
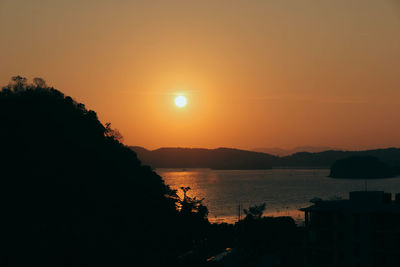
[{"x1": 301, "y1": 191, "x2": 400, "y2": 267}]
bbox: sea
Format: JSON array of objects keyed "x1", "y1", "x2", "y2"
[{"x1": 157, "y1": 168, "x2": 400, "y2": 225}]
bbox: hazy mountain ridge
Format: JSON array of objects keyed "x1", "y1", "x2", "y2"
[
  {"x1": 130, "y1": 146, "x2": 400, "y2": 170},
  {"x1": 130, "y1": 146, "x2": 276, "y2": 169},
  {"x1": 252, "y1": 146, "x2": 335, "y2": 156}
]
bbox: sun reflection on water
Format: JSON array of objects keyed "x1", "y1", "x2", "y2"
[
  {"x1": 164, "y1": 169, "x2": 218, "y2": 201},
  {"x1": 157, "y1": 168, "x2": 335, "y2": 225}
]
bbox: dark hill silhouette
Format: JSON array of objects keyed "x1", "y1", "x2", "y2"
[
  {"x1": 253, "y1": 146, "x2": 335, "y2": 156},
  {"x1": 130, "y1": 146, "x2": 400, "y2": 170},
  {"x1": 329, "y1": 156, "x2": 399, "y2": 178},
  {"x1": 0, "y1": 76, "x2": 208, "y2": 267},
  {"x1": 281, "y1": 148, "x2": 400, "y2": 168},
  {"x1": 130, "y1": 146, "x2": 276, "y2": 169}
]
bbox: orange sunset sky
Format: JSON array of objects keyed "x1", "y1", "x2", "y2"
[{"x1": 1, "y1": 0, "x2": 400, "y2": 150}]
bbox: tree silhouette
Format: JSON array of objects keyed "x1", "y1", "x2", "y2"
[
  {"x1": 10, "y1": 75, "x2": 28, "y2": 91},
  {"x1": 0, "y1": 76, "x2": 208, "y2": 267},
  {"x1": 104, "y1": 122, "x2": 124, "y2": 142},
  {"x1": 179, "y1": 186, "x2": 208, "y2": 219},
  {"x1": 243, "y1": 203, "x2": 266, "y2": 220},
  {"x1": 32, "y1": 77, "x2": 47, "y2": 88}
]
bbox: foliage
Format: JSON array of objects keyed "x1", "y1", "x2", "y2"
[
  {"x1": 235, "y1": 216, "x2": 302, "y2": 266},
  {"x1": 178, "y1": 186, "x2": 209, "y2": 219},
  {"x1": 0, "y1": 76, "x2": 208, "y2": 267},
  {"x1": 104, "y1": 122, "x2": 123, "y2": 142},
  {"x1": 243, "y1": 203, "x2": 266, "y2": 220}
]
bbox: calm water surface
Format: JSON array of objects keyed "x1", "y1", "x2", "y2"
[{"x1": 157, "y1": 169, "x2": 400, "y2": 224}]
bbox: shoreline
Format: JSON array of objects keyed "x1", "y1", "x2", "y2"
[{"x1": 208, "y1": 209, "x2": 305, "y2": 225}]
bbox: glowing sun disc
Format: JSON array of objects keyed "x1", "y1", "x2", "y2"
[{"x1": 175, "y1": 95, "x2": 187, "y2": 108}]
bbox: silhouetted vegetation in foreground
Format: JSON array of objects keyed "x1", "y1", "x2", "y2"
[
  {"x1": 0, "y1": 76, "x2": 211, "y2": 266},
  {"x1": 202, "y1": 204, "x2": 304, "y2": 267},
  {"x1": 0, "y1": 76, "x2": 304, "y2": 267}
]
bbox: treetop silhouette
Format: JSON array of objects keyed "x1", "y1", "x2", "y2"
[{"x1": 0, "y1": 76, "x2": 208, "y2": 267}]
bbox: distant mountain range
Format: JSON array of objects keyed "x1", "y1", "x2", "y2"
[
  {"x1": 130, "y1": 147, "x2": 276, "y2": 170},
  {"x1": 130, "y1": 146, "x2": 400, "y2": 170},
  {"x1": 252, "y1": 146, "x2": 335, "y2": 156}
]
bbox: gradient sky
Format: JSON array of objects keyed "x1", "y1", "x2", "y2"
[{"x1": 1, "y1": 0, "x2": 400, "y2": 150}]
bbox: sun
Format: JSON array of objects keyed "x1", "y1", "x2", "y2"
[{"x1": 175, "y1": 95, "x2": 187, "y2": 108}]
